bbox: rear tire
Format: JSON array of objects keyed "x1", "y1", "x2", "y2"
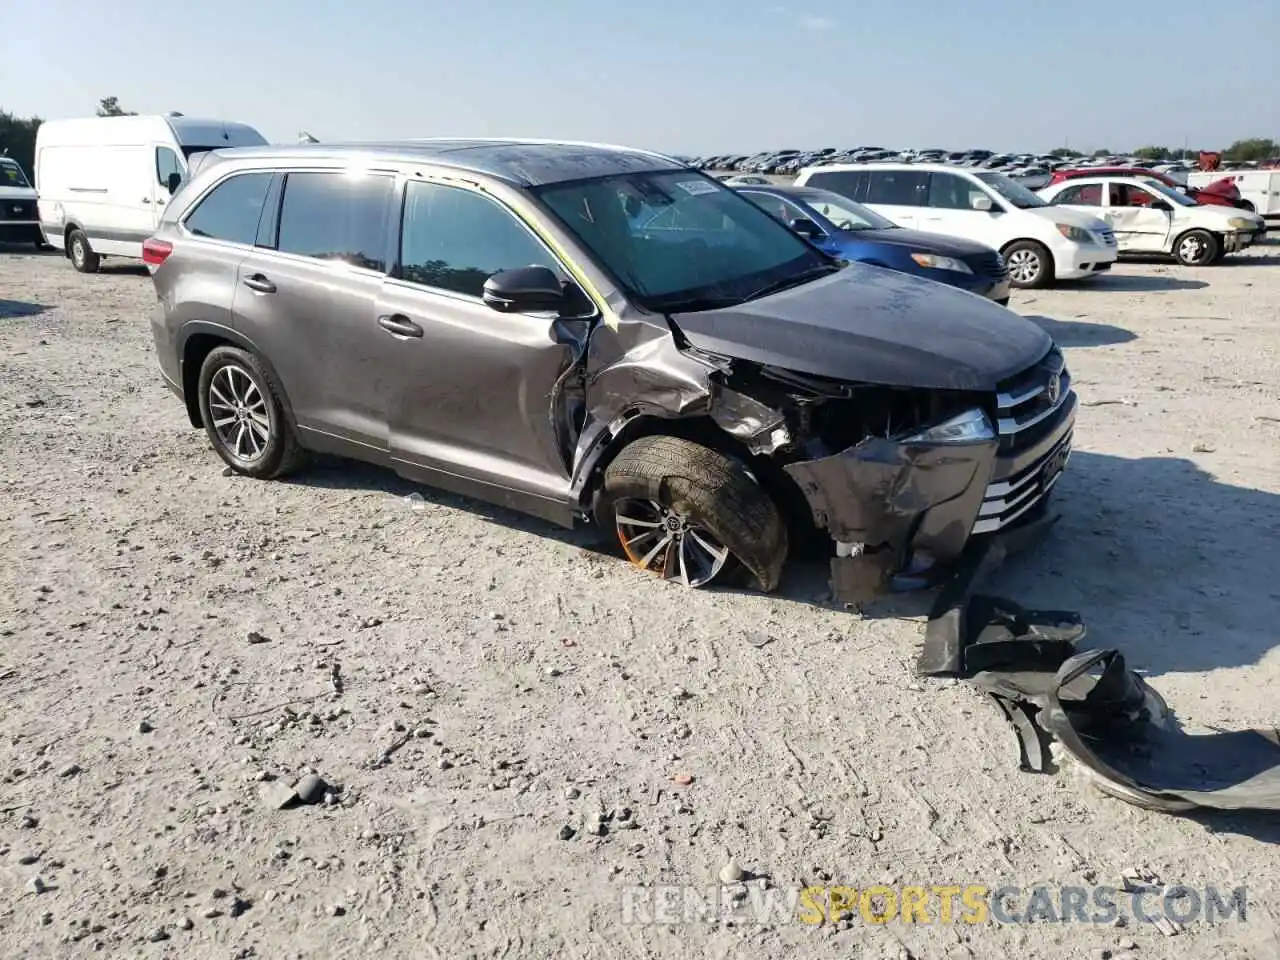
[
  {"x1": 197, "y1": 346, "x2": 305, "y2": 480},
  {"x1": 1002, "y1": 240, "x2": 1052, "y2": 289},
  {"x1": 67, "y1": 229, "x2": 100, "y2": 273},
  {"x1": 598, "y1": 435, "x2": 787, "y2": 592},
  {"x1": 1173, "y1": 229, "x2": 1219, "y2": 267}
]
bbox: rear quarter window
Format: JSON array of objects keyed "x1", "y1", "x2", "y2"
[
  {"x1": 183, "y1": 172, "x2": 274, "y2": 245},
  {"x1": 803, "y1": 170, "x2": 868, "y2": 202}
]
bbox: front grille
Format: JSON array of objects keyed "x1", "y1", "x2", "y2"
[
  {"x1": 971, "y1": 430, "x2": 1072, "y2": 535},
  {"x1": 970, "y1": 348, "x2": 1075, "y2": 535},
  {"x1": 994, "y1": 347, "x2": 1070, "y2": 447},
  {"x1": 1, "y1": 199, "x2": 37, "y2": 222}
]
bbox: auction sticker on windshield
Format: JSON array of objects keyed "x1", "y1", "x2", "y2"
[{"x1": 676, "y1": 179, "x2": 719, "y2": 196}]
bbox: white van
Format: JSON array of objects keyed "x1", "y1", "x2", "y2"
[
  {"x1": 1, "y1": 156, "x2": 42, "y2": 248},
  {"x1": 35, "y1": 115, "x2": 267, "y2": 272},
  {"x1": 1186, "y1": 169, "x2": 1280, "y2": 225},
  {"x1": 793, "y1": 163, "x2": 1118, "y2": 288},
  {"x1": 1038, "y1": 175, "x2": 1263, "y2": 266}
]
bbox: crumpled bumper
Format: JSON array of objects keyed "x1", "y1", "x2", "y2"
[{"x1": 783, "y1": 394, "x2": 1076, "y2": 603}]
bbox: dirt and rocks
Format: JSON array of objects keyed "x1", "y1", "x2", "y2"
[{"x1": 1, "y1": 244, "x2": 1278, "y2": 959}]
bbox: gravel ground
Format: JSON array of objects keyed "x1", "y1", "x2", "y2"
[{"x1": 2, "y1": 242, "x2": 1279, "y2": 960}]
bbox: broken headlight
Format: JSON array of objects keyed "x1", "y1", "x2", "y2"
[{"x1": 905, "y1": 407, "x2": 994, "y2": 444}]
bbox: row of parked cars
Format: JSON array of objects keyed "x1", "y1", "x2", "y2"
[{"x1": 715, "y1": 163, "x2": 1268, "y2": 300}]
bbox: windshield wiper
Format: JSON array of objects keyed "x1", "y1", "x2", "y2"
[
  {"x1": 652, "y1": 293, "x2": 743, "y2": 313},
  {"x1": 741, "y1": 263, "x2": 841, "y2": 303}
]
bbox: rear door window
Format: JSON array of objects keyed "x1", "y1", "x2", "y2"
[
  {"x1": 866, "y1": 171, "x2": 928, "y2": 206},
  {"x1": 397, "y1": 180, "x2": 562, "y2": 298},
  {"x1": 183, "y1": 172, "x2": 274, "y2": 245},
  {"x1": 804, "y1": 170, "x2": 868, "y2": 202},
  {"x1": 1055, "y1": 183, "x2": 1102, "y2": 206},
  {"x1": 276, "y1": 172, "x2": 395, "y2": 272}
]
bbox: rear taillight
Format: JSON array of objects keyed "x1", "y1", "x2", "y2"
[{"x1": 142, "y1": 238, "x2": 173, "y2": 266}]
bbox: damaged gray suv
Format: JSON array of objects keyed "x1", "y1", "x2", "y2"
[{"x1": 146, "y1": 139, "x2": 1076, "y2": 602}]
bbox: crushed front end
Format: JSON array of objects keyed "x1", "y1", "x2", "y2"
[{"x1": 761, "y1": 346, "x2": 1076, "y2": 602}]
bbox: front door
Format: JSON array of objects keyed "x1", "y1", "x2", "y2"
[
  {"x1": 231, "y1": 169, "x2": 397, "y2": 454},
  {"x1": 1103, "y1": 182, "x2": 1172, "y2": 252},
  {"x1": 378, "y1": 178, "x2": 590, "y2": 523},
  {"x1": 918, "y1": 171, "x2": 1004, "y2": 248}
]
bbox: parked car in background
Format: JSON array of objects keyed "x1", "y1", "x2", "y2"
[
  {"x1": 0, "y1": 156, "x2": 42, "y2": 248},
  {"x1": 721, "y1": 174, "x2": 772, "y2": 185},
  {"x1": 1046, "y1": 166, "x2": 1245, "y2": 209},
  {"x1": 1038, "y1": 176, "x2": 1262, "y2": 266},
  {"x1": 146, "y1": 139, "x2": 1075, "y2": 601},
  {"x1": 1188, "y1": 169, "x2": 1280, "y2": 225},
  {"x1": 736, "y1": 184, "x2": 1010, "y2": 304},
  {"x1": 35, "y1": 114, "x2": 267, "y2": 272},
  {"x1": 794, "y1": 163, "x2": 1117, "y2": 288}
]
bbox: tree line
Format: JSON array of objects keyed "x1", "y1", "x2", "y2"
[{"x1": 1050, "y1": 139, "x2": 1278, "y2": 163}]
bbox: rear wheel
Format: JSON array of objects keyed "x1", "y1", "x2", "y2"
[
  {"x1": 1003, "y1": 240, "x2": 1052, "y2": 289},
  {"x1": 197, "y1": 346, "x2": 305, "y2": 480},
  {"x1": 68, "y1": 229, "x2": 100, "y2": 273},
  {"x1": 1173, "y1": 229, "x2": 1219, "y2": 267},
  {"x1": 598, "y1": 435, "x2": 787, "y2": 592}
]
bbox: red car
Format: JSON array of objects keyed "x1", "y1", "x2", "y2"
[{"x1": 1046, "y1": 167, "x2": 1245, "y2": 209}]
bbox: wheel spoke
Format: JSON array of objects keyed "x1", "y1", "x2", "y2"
[
  {"x1": 615, "y1": 514, "x2": 663, "y2": 528},
  {"x1": 637, "y1": 533, "x2": 674, "y2": 570},
  {"x1": 211, "y1": 413, "x2": 237, "y2": 428},
  {"x1": 209, "y1": 384, "x2": 234, "y2": 409},
  {"x1": 247, "y1": 419, "x2": 269, "y2": 444},
  {"x1": 689, "y1": 529, "x2": 730, "y2": 566}
]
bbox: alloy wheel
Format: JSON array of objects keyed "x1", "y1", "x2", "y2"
[
  {"x1": 208, "y1": 364, "x2": 271, "y2": 463},
  {"x1": 614, "y1": 497, "x2": 731, "y2": 588},
  {"x1": 1006, "y1": 248, "x2": 1041, "y2": 285},
  {"x1": 1178, "y1": 234, "x2": 1205, "y2": 264}
]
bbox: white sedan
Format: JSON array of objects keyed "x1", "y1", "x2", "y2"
[{"x1": 1038, "y1": 175, "x2": 1264, "y2": 266}]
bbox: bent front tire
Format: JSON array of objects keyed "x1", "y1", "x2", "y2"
[
  {"x1": 599, "y1": 435, "x2": 787, "y2": 592},
  {"x1": 197, "y1": 346, "x2": 305, "y2": 480}
]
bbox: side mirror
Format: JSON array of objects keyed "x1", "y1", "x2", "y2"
[
  {"x1": 482, "y1": 266, "x2": 565, "y2": 313},
  {"x1": 970, "y1": 194, "x2": 994, "y2": 212},
  {"x1": 1151, "y1": 201, "x2": 1172, "y2": 213},
  {"x1": 788, "y1": 217, "x2": 824, "y2": 239},
  {"x1": 166, "y1": 171, "x2": 183, "y2": 194}
]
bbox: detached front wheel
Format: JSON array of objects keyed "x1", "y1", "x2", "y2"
[{"x1": 599, "y1": 435, "x2": 787, "y2": 592}]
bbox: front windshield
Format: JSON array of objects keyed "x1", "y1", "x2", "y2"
[
  {"x1": 798, "y1": 189, "x2": 896, "y2": 231},
  {"x1": 1, "y1": 160, "x2": 31, "y2": 188},
  {"x1": 534, "y1": 170, "x2": 833, "y2": 312},
  {"x1": 976, "y1": 172, "x2": 1048, "y2": 209},
  {"x1": 1137, "y1": 178, "x2": 1196, "y2": 207}
]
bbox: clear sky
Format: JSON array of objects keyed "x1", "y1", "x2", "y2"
[{"x1": 5, "y1": 0, "x2": 1276, "y2": 155}]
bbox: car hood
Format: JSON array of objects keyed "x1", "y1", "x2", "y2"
[
  {"x1": 835, "y1": 226, "x2": 997, "y2": 260},
  {"x1": 668, "y1": 263, "x2": 1051, "y2": 392}
]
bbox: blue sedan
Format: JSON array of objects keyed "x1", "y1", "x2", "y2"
[{"x1": 736, "y1": 185, "x2": 1011, "y2": 304}]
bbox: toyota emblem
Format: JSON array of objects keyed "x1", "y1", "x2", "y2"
[{"x1": 1045, "y1": 373, "x2": 1061, "y2": 405}]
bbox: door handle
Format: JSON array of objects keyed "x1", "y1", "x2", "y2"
[
  {"x1": 242, "y1": 274, "x2": 276, "y2": 294},
  {"x1": 378, "y1": 314, "x2": 423, "y2": 338},
  {"x1": 141, "y1": 198, "x2": 152, "y2": 203}
]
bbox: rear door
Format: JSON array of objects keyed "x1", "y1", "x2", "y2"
[
  {"x1": 230, "y1": 169, "x2": 396, "y2": 453},
  {"x1": 918, "y1": 171, "x2": 1004, "y2": 247},
  {"x1": 863, "y1": 170, "x2": 927, "y2": 228},
  {"x1": 377, "y1": 178, "x2": 587, "y2": 520}
]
